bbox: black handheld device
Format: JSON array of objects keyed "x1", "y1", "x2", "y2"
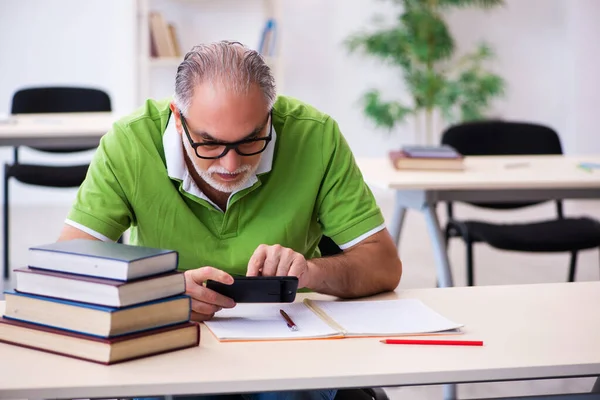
[{"x1": 206, "y1": 276, "x2": 299, "y2": 303}]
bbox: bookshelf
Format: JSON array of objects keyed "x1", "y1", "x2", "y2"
[{"x1": 135, "y1": 0, "x2": 283, "y2": 106}]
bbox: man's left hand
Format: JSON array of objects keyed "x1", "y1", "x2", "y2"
[{"x1": 246, "y1": 244, "x2": 310, "y2": 288}]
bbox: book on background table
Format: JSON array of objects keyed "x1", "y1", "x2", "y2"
[
  {"x1": 2, "y1": 290, "x2": 191, "y2": 337},
  {"x1": 401, "y1": 145, "x2": 462, "y2": 159},
  {"x1": 204, "y1": 298, "x2": 463, "y2": 342},
  {"x1": 0, "y1": 317, "x2": 199, "y2": 365},
  {"x1": 27, "y1": 239, "x2": 178, "y2": 281},
  {"x1": 389, "y1": 145, "x2": 464, "y2": 171},
  {"x1": 13, "y1": 267, "x2": 185, "y2": 307}
]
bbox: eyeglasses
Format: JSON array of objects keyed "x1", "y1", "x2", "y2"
[{"x1": 179, "y1": 110, "x2": 273, "y2": 160}]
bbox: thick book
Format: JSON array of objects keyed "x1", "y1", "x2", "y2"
[
  {"x1": 14, "y1": 267, "x2": 185, "y2": 307},
  {"x1": 204, "y1": 298, "x2": 463, "y2": 342},
  {"x1": 389, "y1": 146, "x2": 464, "y2": 171},
  {"x1": 0, "y1": 317, "x2": 199, "y2": 365},
  {"x1": 27, "y1": 239, "x2": 178, "y2": 281},
  {"x1": 3, "y1": 291, "x2": 191, "y2": 337}
]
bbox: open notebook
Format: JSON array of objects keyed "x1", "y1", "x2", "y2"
[{"x1": 204, "y1": 298, "x2": 463, "y2": 342}]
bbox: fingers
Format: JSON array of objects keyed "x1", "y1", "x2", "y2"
[
  {"x1": 184, "y1": 268, "x2": 236, "y2": 311},
  {"x1": 190, "y1": 310, "x2": 215, "y2": 322},
  {"x1": 262, "y1": 245, "x2": 282, "y2": 276},
  {"x1": 186, "y1": 266, "x2": 234, "y2": 285},
  {"x1": 288, "y1": 254, "x2": 306, "y2": 279},
  {"x1": 247, "y1": 244, "x2": 305, "y2": 278},
  {"x1": 191, "y1": 298, "x2": 222, "y2": 315},
  {"x1": 247, "y1": 245, "x2": 268, "y2": 276},
  {"x1": 186, "y1": 283, "x2": 236, "y2": 308},
  {"x1": 276, "y1": 248, "x2": 296, "y2": 276}
]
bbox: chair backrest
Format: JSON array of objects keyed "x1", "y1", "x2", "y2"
[
  {"x1": 11, "y1": 87, "x2": 111, "y2": 115},
  {"x1": 441, "y1": 120, "x2": 562, "y2": 156},
  {"x1": 318, "y1": 235, "x2": 342, "y2": 257},
  {"x1": 441, "y1": 120, "x2": 563, "y2": 211},
  {"x1": 10, "y1": 86, "x2": 111, "y2": 156}
]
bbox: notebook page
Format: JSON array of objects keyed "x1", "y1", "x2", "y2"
[
  {"x1": 204, "y1": 302, "x2": 340, "y2": 341},
  {"x1": 308, "y1": 299, "x2": 463, "y2": 336}
]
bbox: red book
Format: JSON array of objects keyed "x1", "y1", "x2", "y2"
[{"x1": 0, "y1": 317, "x2": 199, "y2": 365}]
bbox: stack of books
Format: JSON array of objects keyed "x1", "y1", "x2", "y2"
[
  {"x1": 389, "y1": 145, "x2": 464, "y2": 171},
  {"x1": 0, "y1": 239, "x2": 199, "y2": 365}
]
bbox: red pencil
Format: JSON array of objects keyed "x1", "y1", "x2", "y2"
[{"x1": 380, "y1": 339, "x2": 483, "y2": 346}]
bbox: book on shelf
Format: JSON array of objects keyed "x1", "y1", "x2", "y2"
[
  {"x1": 389, "y1": 145, "x2": 464, "y2": 171},
  {"x1": 204, "y1": 298, "x2": 463, "y2": 342},
  {"x1": 149, "y1": 11, "x2": 181, "y2": 58},
  {"x1": 0, "y1": 317, "x2": 199, "y2": 365},
  {"x1": 3, "y1": 291, "x2": 191, "y2": 338},
  {"x1": 13, "y1": 267, "x2": 185, "y2": 308},
  {"x1": 28, "y1": 239, "x2": 178, "y2": 281},
  {"x1": 168, "y1": 23, "x2": 182, "y2": 57},
  {"x1": 258, "y1": 18, "x2": 277, "y2": 57}
]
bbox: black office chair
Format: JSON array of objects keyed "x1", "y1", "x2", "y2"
[
  {"x1": 4, "y1": 87, "x2": 112, "y2": 279},
  {"x1": 318, "y1": 235, "x2": 389, "y2": 400},
  {"x1": 441, "y1": 120, "x2": 600, "y2": 286}
]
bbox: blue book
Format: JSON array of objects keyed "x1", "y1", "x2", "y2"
[
  {"x1": 27, "y1": 239, "x2": 178, "y2": 281},
  {"x1": 2, "y1": 290, "x2": 191, "y2": 338}
]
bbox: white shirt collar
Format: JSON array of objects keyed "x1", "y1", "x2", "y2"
[{"x1": 163, "y1": 112, "x2": 277, "y2": 210}]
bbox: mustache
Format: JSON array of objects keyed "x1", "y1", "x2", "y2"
[{"x1": 207, "y1": 165, "x2": 251, "y2": 174}]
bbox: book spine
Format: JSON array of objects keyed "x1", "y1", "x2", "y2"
[{"x1": 302, "y1": 299, "x2": 347, "y2": 335}]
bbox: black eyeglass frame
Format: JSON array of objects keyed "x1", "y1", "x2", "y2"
[{"x1": 179, "y1": 110, "x2": 273, "y2": 160}]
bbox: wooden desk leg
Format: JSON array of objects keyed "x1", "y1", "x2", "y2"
[
  {"x1": 389, "y1": 191, "x2": 407, "y2": 246},
  {"x1": 423, "y1": 203, "x2": 454, "y2": 288}
]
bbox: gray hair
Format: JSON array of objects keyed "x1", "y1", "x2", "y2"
[{"x1": 173, "y1": 41, "x2": 277, "y2": 116}]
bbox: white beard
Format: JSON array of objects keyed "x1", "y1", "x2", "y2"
[
  {"x1": 183, "y1": 139, "x2": 259, "y2": 193},
  {"x1": 197, "y1": 163, "x2": 257, "y2": 193}
]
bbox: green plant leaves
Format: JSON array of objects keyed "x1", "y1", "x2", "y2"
[
  {"x1": 362, "y1": 90, "x2": 413, "y2": 131},
  {"x1": 400, "y1": 9, "x2": 454, "y2": 63},
  {"x1": 344, "y1": 0, "x2": 506, "y2": 139}
]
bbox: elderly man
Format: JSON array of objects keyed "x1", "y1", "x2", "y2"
[{"x1": 58, "y1": 41, "x2": 402, "y2": 400}]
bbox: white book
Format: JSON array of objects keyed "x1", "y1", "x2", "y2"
[{"x1": 204, "y1": 298, "x2": 463, "y2": 342}]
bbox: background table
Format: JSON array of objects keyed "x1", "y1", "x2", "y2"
[
  {"x1": 0, "y1": 112, "x2": 116, "y2": 148},
  {"x1": 1, "y1": 282, "x2": 599, "y2": 400},
  {"x1": 356, "y1": 155, "x2": 600, "y2": 287}
]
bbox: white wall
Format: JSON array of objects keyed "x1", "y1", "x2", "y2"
[
  {"x1": 565, "y1": 0, "x2": 600, "y2": 154},
  {"x1": 0, "y1": 0, "x2": 137, "y2": 205},
  {"x1": 0, "y1": 0, "x2": 599, "y2": 206},
  {"x1": 446, "y1": 0, "x2": 569, "y2": 148},
  {"x1": 283, "y1": 0, "x2": 574, "y2": 155},
  {"x1": 0, "y1": 0, "x2": 137, "y2": 115}
]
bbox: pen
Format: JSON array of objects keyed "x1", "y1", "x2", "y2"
[
  {"x1": 279, "y1": 309, "x2": 298, "y2": 331},
  {"x1": 380, "y1": 339, "x2": 483, "y2": 346}
]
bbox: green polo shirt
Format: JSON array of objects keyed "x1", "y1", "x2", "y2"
[{"x1": 66, "y1": 96, "x2": 385, "y2": 275}]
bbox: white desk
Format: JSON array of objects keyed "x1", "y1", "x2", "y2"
[
  {"x1": 0, "y1": 112, "x2": 115, "y2": 148},
  {"x1": 1, "y1": 282, "x2": 599, "y2": 400},
  {"x1": 357, "y1": 155, "x2": 600, "y2": 287}
]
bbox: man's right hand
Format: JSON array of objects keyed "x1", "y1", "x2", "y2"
[{"x1": 184, "y1": 267, "x2": 236, "y2": 322}]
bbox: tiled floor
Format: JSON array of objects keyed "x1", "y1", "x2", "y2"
[{"x1": 2, "y1": 188, "x2": 599, "y2": 399}]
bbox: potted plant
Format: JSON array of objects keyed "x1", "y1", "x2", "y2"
[{"x1": 345, "y1": 0, "x2": 506, "y2": 145}]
